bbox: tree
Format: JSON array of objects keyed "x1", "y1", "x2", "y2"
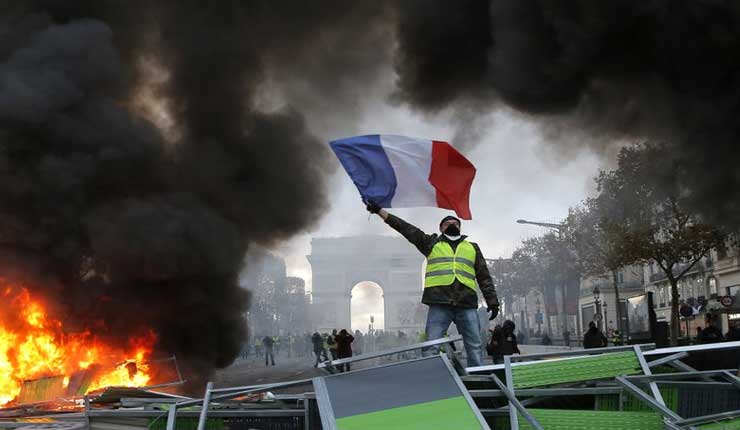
[
  {"x1": 507, "y1": 234, "x2": 579, "y2": 335},
  {"x1": 567, "y1": 199, "x2": 639, "y2": 337},
  {"x1": 588, "y1": 144, "x2": 725, "y2": 345}
]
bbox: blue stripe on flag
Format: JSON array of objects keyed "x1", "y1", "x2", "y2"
[{"x1": 329, "y1": 135, "x2": 397, "y2": 207}]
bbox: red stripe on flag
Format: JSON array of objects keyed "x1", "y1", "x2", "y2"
[{"x1": 429, "y1": 141, "x2": 476, "y2": 220}]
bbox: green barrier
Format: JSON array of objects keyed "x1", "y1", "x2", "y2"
[
  {"x1": 512, "y1": 351, "x2": 642, "y2": 389},
  {"x1": 148, "y1": 417, "x2": 224, "y2": 430},
  {"x1": 597, "y1": 387, "x2": 679, "y2": 413},
  {"x1": 518, "y1": 409, "x2": 663, "y2": 430}
]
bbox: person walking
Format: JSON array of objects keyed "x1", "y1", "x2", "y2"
[
  {"x1": 583, "y1": 322, "x2": 608, "y2": 349},
  {"x1": 487, "y1": 320, "x2": 520, "y2": 364},
  {"x1": 366, "y1": 203, "x2": 499, "y2": 367},
  {"x1": 563, "y1": 330, "x2": 571, "y2": 347},
  {"x1": 335, "y1": 329, "x2": 355, "y2": 372},
  {"x1": 262, "y1": 335, "x2": 276, "y2": 366},
  {"x1": 312, "y1": 332, "x2": 327, "y2": 367}
]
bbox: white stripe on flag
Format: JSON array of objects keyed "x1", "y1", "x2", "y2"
[{"x1": 380, "y1": 135, "x2": 437, "y2": 208}]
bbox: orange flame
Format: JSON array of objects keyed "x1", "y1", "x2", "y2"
[{"x1": 0, "y1": 284, "x2": 156, "y2": 405}]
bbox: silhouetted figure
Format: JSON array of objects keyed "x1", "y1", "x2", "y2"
[
  {"x1": 726, "y1": 325, "x2": 740, "y2": 342},
  {"x1": 699, "y1": 321, "x2": 724, "y2": 344},
  {"x1": 311, "y1": 332, "x2": 327, "y2": 368},
  {"x1": 335, "y1": 329, "x2": 355, "y2": 372},
  {"x1": 262, "y1": 335, "x2": 276, "y2": 366},
  {"x1": 563, "y1": 330, "x2": 571, "y2": 347},
  {"x1": 517, "y1": 330, "x2": 528, "y2": 345},
  {"x1": 541, "y1": 333, "x2": 552, "y2": 345},
  {"x1": 327, "y1": 329, "x2": 338, "y2": 360},
  {"x1": 487, "y1": 320, "x2": 520, "y2": 364},
  {"x1": 583, "y1": 322, "x2": 608, "y2": 349}
]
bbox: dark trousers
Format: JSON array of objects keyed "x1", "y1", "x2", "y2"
[
  {"x1": 314, "y1": 349, "x2": 327, "y2": 367},
  {"x1": 265, "y1": 347, "x2": 275, "y2": 366}
]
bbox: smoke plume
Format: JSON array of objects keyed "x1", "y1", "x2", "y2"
[
  {"x1": 394, "y1": 0, "x2": 740, "y2": 226},
  {"x1": 0, "y1": 0, "x2": 390, "y2": 384}
]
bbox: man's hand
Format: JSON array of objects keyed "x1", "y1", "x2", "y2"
[
  {"x1": 487, "y1": 298, "x2": 500, "y2": 320},
  {"x1": 365, "y1": 200, "x2": 381, "y2": 214}
]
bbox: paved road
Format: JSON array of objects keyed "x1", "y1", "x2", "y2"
[{"x1": 213, "y1": 354, "x2": 324, "y2": 393}]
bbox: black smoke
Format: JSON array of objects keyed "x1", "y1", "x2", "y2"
[
  {"x1": 0, "y1": 0, "x2": 390, "y2": 386},
  {"x1": 393, "y1": 1, "x2": 740, "y2": 227}
]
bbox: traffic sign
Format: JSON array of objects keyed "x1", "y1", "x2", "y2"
[{"x1": 720, "y1": 295, "x2": 735, "y2": 308}]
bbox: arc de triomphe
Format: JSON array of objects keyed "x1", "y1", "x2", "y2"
[{"x1": 308, "y1": 235, "x2": 426, "y2": 333}]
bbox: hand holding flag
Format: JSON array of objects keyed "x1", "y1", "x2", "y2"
[{"x1": 329, "y1": 135, "x2": 476, "y2": 219}]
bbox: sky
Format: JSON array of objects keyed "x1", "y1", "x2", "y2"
[{"x1": 268, "y1": 71, "x2": 605, "y2": 299}]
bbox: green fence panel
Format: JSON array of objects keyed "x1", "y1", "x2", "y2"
[
  {"x1": 518, "y1": 409, "x2": 663, "y2": 430},
  {"x1": 512, "y1": 351, "x2": 642, "y2": 389},
  {"x1": 148, "y1": 417, "x2": 224, "y2": 430},
  {"x1": 597, "y1": 388, "x2": 679, "y2": 413}
]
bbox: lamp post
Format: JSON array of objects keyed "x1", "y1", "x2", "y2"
[
  {"x1": 593, "y1": 286, "x2": 603, "y2": 331},
  {"x1": 535, "y1": 296, "x2": 543, "y2": 335}
]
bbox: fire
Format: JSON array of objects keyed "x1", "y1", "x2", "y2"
[{"x1": 0, "y1": 285, "x2": 156, "y2": 405}]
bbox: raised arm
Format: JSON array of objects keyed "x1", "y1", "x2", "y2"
[{"x1": 366, "y1": 201, "x2": 437, "y2": 255}]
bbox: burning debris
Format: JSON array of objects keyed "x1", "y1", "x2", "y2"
[{"x1": 0, "y1": 284, "x2": 154, "y2": 405}]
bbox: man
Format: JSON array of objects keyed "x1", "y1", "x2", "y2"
[
  {"x1": 327, "y1": 329, "x2": 339, "y2": 360},
  {"x1": 488, "y1": 320, "x2": 520, "y2": 364},
  {"x1": 583, "y1": 321, "x2": 608, "y2": 349},
  {"x1": 311, "y1": 332, "x2": 327, "y2": 367},
  {"x1": 366, "y1": 202, "x2": 499, "y2": 367},
  {"x1": 699, "y1": 318, "x2": 724, "y2": 344},
  {"x1": 262, "y1": 335, "x2": 276, "y2": 367}
]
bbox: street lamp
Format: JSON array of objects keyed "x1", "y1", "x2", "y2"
[
  {"x1": 516, "y1": 219, "x2": 565, "y2": 232},
  {"x1": 593, "y1": 286, "x2": 603, "y2": 331}
]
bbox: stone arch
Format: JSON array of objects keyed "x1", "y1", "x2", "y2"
[
  {"x1": 350, "y1": 281, "x2": 385, "y2": 332},
  {"x1": 308, "y1": 235, "x2": 425, "y2": 333}
]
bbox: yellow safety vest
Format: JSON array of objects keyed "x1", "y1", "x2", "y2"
[{"x1": 425, "y1": 240, "x2": 477, "y2": 290}]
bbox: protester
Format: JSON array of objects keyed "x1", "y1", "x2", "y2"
[
  {"x1": 327, "y1": 329, "x2": 339, "y2": 360},
  {"x1": 541, "y1": 333, "x2": 552, "y2": 346},
  {"x1": 583, "y1": 322, "x2": 608, "y2": 349},
  {"x1": 335, "y1": 329, "x2": 355, "y2": 372},
  {"x1": 563, "y1": 330, "x2": 571, "y2": 347},
  {"x1": 366, "y1": 203, "x2": 499, "y2": 367},
  {"x1": 262, "y1": 335, "x2": 276, "y2": 366},
  {"x1": 726, "y1": 324, "x2": 740, "y2": 342},
  {"x1": 517, "y1": 329, "x2": 528, "y2": 345},
  {"x1": 487, "y1": 320, "x2": 520, "y2": 364},
  {"x1": 699, "y1": 319, "x2": 724, "y2": 344},
  {"x1": 311, "y1": 332, "x2": 327, "y2": 368}
]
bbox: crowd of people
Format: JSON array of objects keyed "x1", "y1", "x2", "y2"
[{"x1": 242, "y1": 329, "x2": 427, "y2": 369}]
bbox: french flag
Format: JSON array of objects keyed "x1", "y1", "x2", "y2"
[{"x1": 329, "y1": 135, "x2": 476, "y2": 219}]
